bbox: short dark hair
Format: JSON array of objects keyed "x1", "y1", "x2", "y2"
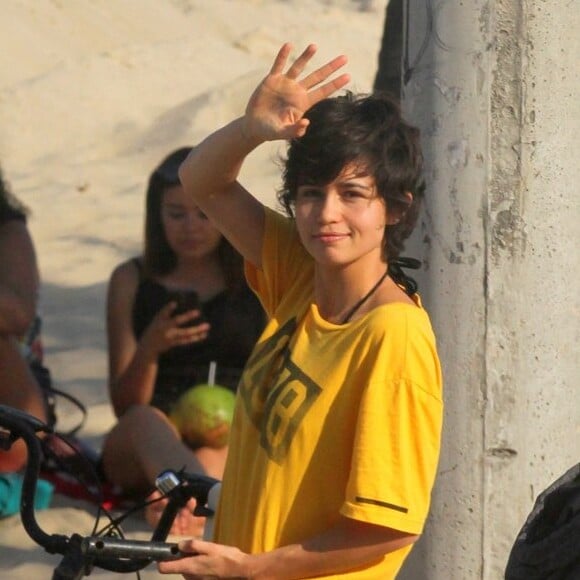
[
  {"x1": 143, "y1": 147, "x2": 245, "y2": 291},
  {"x1": 278, "y1": 92, "x2": 425, "y2": 260}
]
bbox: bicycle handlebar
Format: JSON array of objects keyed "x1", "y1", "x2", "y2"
[{"x1": 0, "y1": 404, "x2": 220, "y2": 579}]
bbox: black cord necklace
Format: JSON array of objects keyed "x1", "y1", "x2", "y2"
[{"x1": 341, "y1": 269, "x2": 390, "y2": 324}]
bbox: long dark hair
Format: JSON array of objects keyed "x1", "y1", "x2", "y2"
[
  {"x1": 142, "y1": 147, "x2": 245, "y2": 292},
  {"x1": 278, "y1": 92, "x2": 426, "y2": 261}
]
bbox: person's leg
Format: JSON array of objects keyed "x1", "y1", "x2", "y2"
[
  {"x1": 0, "y1": 336, "x2": 48, "y2": 472},
  {"x1": 101, "y1": 404, "x2": 227, "y2": 537},
  {"x1": 101, "y1": 404, "x2": 227, "y2": 493}
]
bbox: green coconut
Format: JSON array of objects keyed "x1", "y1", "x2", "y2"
[{"x1": 170, "y1": 383, "x2": 236, "y2": 449}]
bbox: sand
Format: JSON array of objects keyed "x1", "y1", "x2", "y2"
[{"x1": 0, "y1": 1, "x2": 388, "y2": 577}]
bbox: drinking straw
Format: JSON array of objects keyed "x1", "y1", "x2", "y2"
[{"x1": 208, "y1": 361, "x2": 217, "y2": 386}]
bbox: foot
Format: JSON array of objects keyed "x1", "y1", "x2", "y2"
[{"x1": 144, "y1": 490, "x2": 206, "y2": 538}]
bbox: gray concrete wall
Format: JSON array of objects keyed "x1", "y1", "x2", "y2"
[{"x1": 397, "y1": 1, "x2": 580, "y2": 578}]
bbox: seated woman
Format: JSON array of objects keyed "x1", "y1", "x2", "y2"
[
  {"x1": 100, "y1": 147, "x2": 265, "y2": 534},
  {"x1": 0, "y1": 166, "x2": 52, "y2": 474}
]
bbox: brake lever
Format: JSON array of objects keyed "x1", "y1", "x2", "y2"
[
  {"x1": 0, "y1": 404, "x2": 52, "y2": 434},
  {"x1": 155, "y1": 470, "x2": 219, "y2": 517},
  {"x1": 0, "y1": 405, "x2": 50, "y2": 450}
]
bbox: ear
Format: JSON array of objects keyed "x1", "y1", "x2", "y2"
[{"x1": 386, "y1": 192, "x2": 413, "y2": 225}]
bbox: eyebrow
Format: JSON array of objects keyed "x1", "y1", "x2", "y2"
[
  {"x1": 298, "y1": 180, "x2": 373, "y2": 190},
  {"x1": 337, "y1": 180, "x2": 374, "y2": 192}
]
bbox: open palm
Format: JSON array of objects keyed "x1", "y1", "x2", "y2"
[{"x1": 245, "y1": 43, "x2": 350, "y2": 142}]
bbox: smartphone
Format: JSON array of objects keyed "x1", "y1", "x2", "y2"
[{"x1": 166, "y1": 290, "x2": 205, "y2": 327}]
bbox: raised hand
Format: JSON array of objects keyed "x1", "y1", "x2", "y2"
[{"x1": 243, "y1": 43, "x2": 350, "y2": 143}]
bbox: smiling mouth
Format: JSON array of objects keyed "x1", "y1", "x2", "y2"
[{"x1": 314, "y1": 233, "x2": 349, "y2": 242}]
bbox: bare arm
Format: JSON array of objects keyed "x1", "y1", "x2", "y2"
[
  {"x1": 107, "y1": 261, "x2": 211, "y2": 416},
  {"x1": 106, "y1": 262, "x2": 157, "y2": 416},
  {"x1": 159, "y1": 516, "x2": 417, "y2": 579},
  {"x1": 0, "y1": 220, "x2": 39, "y2": 336},
  {"x1": 178, "y1": 43, "x2": 350, "y2": 268}
]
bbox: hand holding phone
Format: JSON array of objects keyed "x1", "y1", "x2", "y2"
[{"x1": 166, "y1": 290, "x2": 206, "y2": 328}]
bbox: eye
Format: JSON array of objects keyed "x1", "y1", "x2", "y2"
[
  {"x1": 296, "y1": 187, "x2": 323, "y2": 201},
  {"x1": 341, "y1": 189, "x2": 368, "y2": 202},
  {"x1": 167, "y1": 210, "x2": 186, "y2": 219},
  {"x1": 163, "y1": 203, "x2": 188, "y2": 220},
  {"x1": 343, "y1": 190, "x2": 363, "y2": 198}
]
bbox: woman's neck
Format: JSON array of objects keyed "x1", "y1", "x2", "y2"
[
  {"x1": 314, "y1": 260, "x2": 388, "y2": 324},
  {"x1": 314, "y1": 259, "x2": 415, "y2": 324},
  {"x1": 159, "y1": 256, "x2": 226, "y2": 300}
]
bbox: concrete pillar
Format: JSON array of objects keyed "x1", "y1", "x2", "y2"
[{"x1": 397, "y1": 1, "x2": 580, "y2": 578}]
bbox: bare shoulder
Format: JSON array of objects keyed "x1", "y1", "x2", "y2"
[
  {"x1": 108, "y1": 258, "x2": 141, "y2": 299},
  {"x1": 0, "y1": 219, "x2": 38, "y2": 290},
  {"x1": 378, "y1": 277, "x2": 417, "y2": 307},
  {"x1": 0, "y1": 219, "x2": 33, "y2": 249}
]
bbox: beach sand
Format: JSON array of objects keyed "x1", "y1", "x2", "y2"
[{"x1": 0, "y1": 1, "x2": 387, "y2": 577}]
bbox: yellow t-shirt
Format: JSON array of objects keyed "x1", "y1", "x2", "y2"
[{"x1": 214, "y1": 208, "x2": 443, "y2": 579}]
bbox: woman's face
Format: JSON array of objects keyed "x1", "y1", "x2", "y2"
[
  {"x1": 160, "y1": 184, "x2": 222, "y2": 261},
  {"x1": 294, "y1": 163, "x2": 388, "y2": 269}
]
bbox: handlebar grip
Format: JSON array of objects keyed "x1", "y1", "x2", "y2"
[{"x1": 82, "y1": 537, "x2": 183, "y2": 561}]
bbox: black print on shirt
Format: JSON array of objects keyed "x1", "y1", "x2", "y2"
[{"x1": 240, "y1": 317, "x2": 322, "y2": 463}]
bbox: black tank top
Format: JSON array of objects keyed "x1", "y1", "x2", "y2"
[{"x1": 131, "y1": 260, "x2": 265, "y2": 415}]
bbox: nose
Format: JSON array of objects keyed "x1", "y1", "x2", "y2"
[
  {"x1": 181, "y1": 213, "x2": 195, "y2": 230},
  {"x1": 317, "y1": 191, "x2": 341, "y2": 223},
  {"x1": 183, "y1": 210, "x2": 204, "y2": 231}
]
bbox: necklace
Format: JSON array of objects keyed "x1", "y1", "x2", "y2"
[{"x1": 341, "y1": 269, "x2": 389, "y2": 324}]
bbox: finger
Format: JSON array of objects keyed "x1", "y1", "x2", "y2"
[
  {"x1": 179, "y1": 538, "x2": 214, "y2": 553},
  {"x1": 295, "y1": 120, "x2": 310, "y2": 138},
  {"x1": 176, "y1": 538, "x2": 206, "y2": 555},
  {"x1": 286, "y1": 43, "x2": 317, "y2": 79},
  {"x1": 301, "y1": 54, "x2": 348, "y2": 89},
  {"x1": 161, "y1": 301, "x2": 178, "y2": 316},
  {"x1": 269, "y1": 42, "x2": 292, "y2": 75},
  {"x1": 190, "y1": 320, "x2": 211, "y2": 332},
  {"x1": 307, "y1": 73, "x2": 351, "y2": 104},
  {"x1": 173, "y1": 332, "x2": 207, "y2": 347},
  {"x1": 280, "y1": 118, "x2": 310, "y2": 140},
  {"x1": 175, "y1": 324, "x2": 210, "y2": 344},
  {"x1": 158, "y1": 556, "x2": 198, "y2": 575},
  {"x1": 174, "y1": 309, "x2": 203, "y2": 326}
]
